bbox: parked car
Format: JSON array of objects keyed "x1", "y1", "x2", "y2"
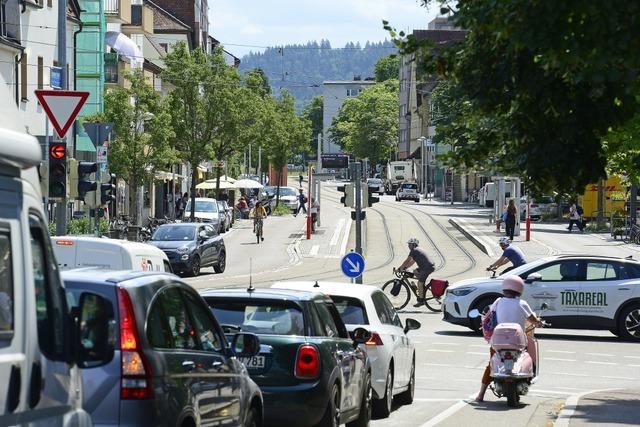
[
  {"x1": 367, "y1": 178, "x2": 385, "y2": 196},
  {"x1": 0, "y1": 114, "x2": 111, "y2": 424},
  {"x1": 443, "y1": 255, "x2": 640, "y2": 341},
  {"x1": 269, "y1": 186, "x2": 299, "y2": 211},
  {"x1": 52, "y1": 235, "x2": 172, "y2": 272},
  {"x1": 148, "y1": 223, "x2": 226, "y2": 277},
  {"x1": 184, "y1": 197, "x2": 222, "y2": 232},
  {"x1": 217, "y1": 200, "x2": 232, "y2": 232},
  {"x1": 396, "y1": 182, "x2": 420, "y2": 202},
  {"x1": 201, "y1": 288, "x2": 373, "y2": 427},
  {"x1": 63, "y1": 270, "x2": 263, "y2": 426},
  {"x1": 273, "y1": 281, "x2": 421, "y2": 417},
  {"x1": 519, "y1": 196, "x2": 557, "y2": 221}
]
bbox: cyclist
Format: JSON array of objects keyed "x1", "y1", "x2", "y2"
[
  {"x1": 251, "y1": 200, "x2": 267, "y2": 241},
  {"x1": 397, "y1": 238, "x2": 435, "y2": 307},
  {"x1": 487, "y1": 237, "x2": 526, "y2": 274}
]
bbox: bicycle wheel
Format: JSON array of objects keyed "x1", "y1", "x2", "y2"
[
  {"x1": 423, "y1": 285, "x2": 443, "y2": 312},
  {"x1": 382, "y1": 279, "x2": 411, "y2": 310}
]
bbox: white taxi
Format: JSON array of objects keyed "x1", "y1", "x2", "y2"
[
  {"x1": 272, "y1": 281, "x2": 421, "y2": 418},
  {"x1": 443, "y1": 255, "x2": 640, "y2": 341}
]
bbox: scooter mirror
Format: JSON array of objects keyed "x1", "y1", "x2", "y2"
[{"x1": 468, "y1": 309, "x2": 481, "y2": 318}]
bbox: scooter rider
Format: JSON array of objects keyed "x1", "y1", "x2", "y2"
[
  {"x1": 487, "y1": 237, "x2": 526, "y2": 274},
  {"x1": 398, "y1": 238, "x2": 435, "y2": 307},
  {"x1": 475, "y1": 276, "x2": 541, "y2": 402}
]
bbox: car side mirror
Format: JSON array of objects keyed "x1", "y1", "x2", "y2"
[
  {"x1": 75, "y1": 292, "x2": 115, "y2": 368},
  {"x1": 198, "y1": 231, "x2": 207, "y2": 241},
  {"x1": 351, "y1": 327, "x2": 371, "y2": 346},
  {"x1": 403, "y1": 318, "x2": 421, "y2": 334},
  {"x1": 231, "y1": 333, "x2": 260, "y2": 358},
  {"x1": 525, "y1": 273, "x2": 542, "y2": 284}
]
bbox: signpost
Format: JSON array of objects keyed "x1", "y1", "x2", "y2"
[{"x1": 341, "y1": 252, "x2": 365, "y2": 280}]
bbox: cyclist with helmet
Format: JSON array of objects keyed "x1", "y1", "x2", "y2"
[
  {"x1": 398, "y1": 238, "x2": 435, "y2": 307},
  {"x1": 487, "y1": 237, "x2": 526, "y2": 274},
  {"x1": 475, "y1": 275, "x2": 541, "y2": 402},
  {"x1": 251, "y1": 200, "x2": 267, "y2": 241}
]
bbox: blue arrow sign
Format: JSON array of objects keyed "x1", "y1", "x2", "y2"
[{"x1": 341, "y1": 252, "x2": 365, "y2": 278}]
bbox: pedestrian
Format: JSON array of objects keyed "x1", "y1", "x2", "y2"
[
  {"x1": 236, "y1": 197, "x2": 250, "y2": 219},
  {"x1": 496, "y1": 203, "x2": 507, "y2": 233},
  {"x1": 299, "y1": 173, "x2": 304, "y2": 186},
  {"x1": 219, "y1": 190, "x2": 229, "y2": 202},
  {"x1": 568, "y1": 203, "x2": 584, "y2": 232},
  {"x1": 397, "y1": 238, "x2": 435, "y2": 307},
  {"x1": 174, "y1": 189, "x2": 181, "y2": 218},
  {"x1": 310, "y1": 198, "x2": 319, "y2": 232},
  {"x1": 505, "y1": 199, "x2": 517, "y2": 240},
  {"x1": 294, "y1": 188, "x2": 308, "y2": 217},
  {"x1": 487, "y1": 237, "x2": 526, "y2": 274}
]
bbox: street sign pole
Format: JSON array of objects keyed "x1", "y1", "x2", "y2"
[
  {"x1": 354, "y1": 162, "x2": 363, "y2": 284},
  {"x1": 44, "y1": 117, "x2": 50, "y2": 221}
]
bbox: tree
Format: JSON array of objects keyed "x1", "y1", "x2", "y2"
[
  {"x1": 387, "y1": 1, "x2": 640, "y2": 193},
  {"x1": 301, "y1": 95, "x2": 323, "y2": 154},
  {"x1": 374, "y1": 54, "x2": 399, "y2": 82},
  {"x1": 329, "y1": 80, "x2": 398, "y2": 164},
  {"x1": 88, "y1": 68, "x2": 175, "y2": 226},
  {"x1": 162, "y1": 42, "x2": 245, "y2": 219}
]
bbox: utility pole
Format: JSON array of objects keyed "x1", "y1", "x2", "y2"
[
  {"x1": 317, "y1": 133, "x2": 322, "y2": 172},
  {"x1": 354, "y1": 161, "x2": 363, "y2": 284},
  {"x1": 55, "y1": 0, "x2": 69, "y2": 236}
]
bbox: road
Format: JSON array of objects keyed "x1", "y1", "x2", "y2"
[{"x1": 184, "y1": 181, "x2": 640, "y2": 426}]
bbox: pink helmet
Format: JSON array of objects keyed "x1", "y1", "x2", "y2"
[{"x1": 502, "y1": 275, "x2": 524, "y2": 295}]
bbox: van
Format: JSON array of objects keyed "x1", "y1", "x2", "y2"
[
  {"x1": 0, "y1": 95, "x2": 112, "y2": 425},
  {"x1": 51, "y1": 236, "x2": 172, "y2": 272}
]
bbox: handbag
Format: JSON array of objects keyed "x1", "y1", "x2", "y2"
[
  {"x1": 429, "y1": 279, "x2": 449, "y2": 298},
  {"x1": 481, "y1": 299, "x2": 500, "y2": 342}
]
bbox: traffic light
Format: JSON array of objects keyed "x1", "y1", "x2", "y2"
[
  {"x1": 100, "y1": 173, "x2": 116, "y2": 205},
  {"x1": 337, "y1": 183, "x2": 354, "y2": 207},
  {"x1": 77, "y1": 161, "x2": 98, "y2": 202},
  {"x1": 367, "y1": 186, "x2": 380, "y2": 207},
  {"x1": 48, "y1": 142, "x2": 67, "y2": 199}
]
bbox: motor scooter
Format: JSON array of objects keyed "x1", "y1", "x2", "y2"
[{"x1": 469, "y1": 303, "x2": 548, "y2": 407}]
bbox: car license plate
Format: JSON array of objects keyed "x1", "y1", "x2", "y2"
[
  {"x1": 239, "y1": 356, "x2": 265, "y2": 369},
  {"x1": 405, "y1": 189, "x2": 415, "y2": 193},
  {"x1": 504, "y1": 359, "x2": 514, "y2": 371}
]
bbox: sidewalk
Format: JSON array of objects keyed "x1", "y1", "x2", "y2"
[{"x1": 556, "y1": 388, "x2": 640, "y2": 426}]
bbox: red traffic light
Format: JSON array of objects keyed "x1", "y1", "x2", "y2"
[{"x1": 50, "y1": 143, "x2": 66, "y2": 160}]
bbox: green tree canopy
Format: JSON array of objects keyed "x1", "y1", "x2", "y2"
[
  {"x1": 301, "y1": 95, "x2": 323, "y2": 154},
  {"x1": 374, "y1": 54, "x2": 399, "y2": 82}
]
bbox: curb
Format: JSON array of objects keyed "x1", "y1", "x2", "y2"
[
  {"x1": 449, "y1": 218, "x2": 492, "y2": 256},
  {"x1": 554, "y1": 388, "x2": 621, "y2": 427}
]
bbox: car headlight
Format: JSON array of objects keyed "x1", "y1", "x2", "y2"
[
  {"x1": 450, "y1": 287, "x2": 476, "y2": 296},
  {"x1": 181, "y1": 254, "x2": 190, "y2": 260},
  {"x1": 177, "y1": 246, "x2": 190, "y2": 253}
]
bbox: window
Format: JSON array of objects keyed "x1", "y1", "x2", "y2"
[
  {"x1": 204, "y1": 224, "x2": 216, "y2": 237},
  {"x1": 0, "y1": 225, "x2": 14, "y2": 338},
  {"x1": 586, "y1": 262, "x2": 618, "y2": 281},
  {"x1": 182, "y1": 291, "x2": 223, "y2": 351},
  {"x1": 159, "y1": 43, "x2": 168, "y2": 53},
  {"x1": 371, "y1": 292, "x2": 392, "y2": 325},
  {"x1": 0, "y1": 1, "x2": 7, "y2": 37},
  {"x1": 531, "y1": 261, "x2": 582, "y2": 282},
  {"x1": 20, "y1": 52, "x2": 27, "y2": 101},
  {"x1": 330, "y1": 296, "x2": 368, "y2": 325},
  {"x1": 147, "y1": 287, "x2": 197, "y2": 350},
  {"x1": 378, "y1": 292, "x2": 403, "y2": 328},
  {"x1": 210, "y1": 299, "x2": 305, "y2": 336},
  {"x1": 313, "y1": 301, "x2": 340, "y2": 337},
  {"x1": 30, "y1": 214, "x2": 66, "y2": 359},
  {"x1": 37, "y1": 56, "x2": 43, "y2": 89}
]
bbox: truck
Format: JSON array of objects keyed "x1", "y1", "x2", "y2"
[
  {"x1": 578, "y1": 176, "x2": 625, "y2": 219},
  {"x1": 383, "y1": 160, "x2": 418, "y2": 195}
]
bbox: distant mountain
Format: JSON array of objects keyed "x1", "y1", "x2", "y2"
[{"x1": 239, "y1": 40, "x2": 397, "y2": 110}]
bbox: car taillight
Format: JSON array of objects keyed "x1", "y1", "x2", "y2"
[
  {"x1": 118, "y1": 287, "x2": 153, "y2": 400},
  {"x1": 295, "y1": 344, "x2": 320, "y2": 379},
  {"x1": 365, "y1": 332, "x2": 384, "y2": 346}
]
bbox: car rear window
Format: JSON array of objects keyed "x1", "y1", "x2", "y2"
[
  {"x1": 402, "y1": 183, "x2": 417, "y2": 189},
  {"x1": 208, "y1": 300, "x2": 305, "y2": 336},
  {"x1": 329, "y1": 296, "x2": 368, "y2": 325}
]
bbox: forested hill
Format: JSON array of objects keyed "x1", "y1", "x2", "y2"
[{"x1": 238, "y1": 40, "x2": 397, "y2": 110}]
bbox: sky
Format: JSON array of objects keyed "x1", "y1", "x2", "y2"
[{"x1": 210, "y1": 0, "x2": 441, "y2": 58}]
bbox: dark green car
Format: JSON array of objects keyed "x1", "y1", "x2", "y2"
[{"x1": 201, "y1": 288, "x2": 372, "y2": 427}]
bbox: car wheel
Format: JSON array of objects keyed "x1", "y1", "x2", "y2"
[
  {"x1": 617, "y1": 304, "x2": 640, "y2": 341},
  {"x1": 244, "y1": 406, "x2": 259, "y2": 427},
  {"x1": 316, "y1": 384, "x2": 340, "y2": 427},
  {"x1": 470, "y1": 296, "x2": 499, "y2": 334},
  {"x1": 346, "y1": 371, "x2": 371, "y2": 427},
  {"x1": 372, "y1": 365, "x2": 393, "y2": 418},
  {"x1": 214, "y1": 251, "x2": 226, "y2": 274},
  {"x1": 396, "y1": 355, "x2": 415, "y2": 405},
  {"x1": 189, "y1": 256, "x2": 201, "y2": 277}
]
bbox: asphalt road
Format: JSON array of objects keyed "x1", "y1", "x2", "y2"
[{"x1": 185, "y1": 183, "x2": 640, "y2": 426}]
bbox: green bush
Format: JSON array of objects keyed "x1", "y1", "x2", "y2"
[
  {"x1": 271, "y1": 203, "x2": 293, "y2": 216},
  {"x1": 67, "y1": 217, "x2": 109, "y2": 235},
  {"x1": 49, "y1": 222, "x2": 56, "y2": 236}
]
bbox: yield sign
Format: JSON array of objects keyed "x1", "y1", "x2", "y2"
[{"x1": 35, "y1": 90, "x2": 90, "y2": 138}]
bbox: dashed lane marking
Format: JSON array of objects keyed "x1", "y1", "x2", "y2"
[
  {"x1": 427, "y1": 349, "x2": 455, "y2": 353},
  {"x1": 329, "y1": 218, "x2": 344, "y2": 246},
  {"x1": 465, "y1": 352, "x2": 487, "y2": 356},
  {"x1": 547, "y1": 350, "x2": 576, "y2": 354},
  {"x1": 586, "y1": 361, "x2": 617, "y2": 365},
  {"x1": 549, "y1": 372, "x2": 588, "y2": 377},
  {"x1": 546, "y1": 357, "x2": 578, "y2": 362},
  {"x1": 586, "y1": 352, "x2": 615, "y2": 357}
]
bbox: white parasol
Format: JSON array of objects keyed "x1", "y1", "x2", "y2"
[{"x1": 233, "y1": 179, "x2": 264, "y2": 189}]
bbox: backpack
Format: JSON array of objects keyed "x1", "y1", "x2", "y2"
[
  {"x1": 576, "y1": 205, "x2": 584, "y2": 216},
  {"x1": 481, "y1": 299, "x2": 500, "y2": 342}
]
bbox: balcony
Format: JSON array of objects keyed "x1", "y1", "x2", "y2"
[{"x1": 104, "y1": 0, "x2": 131, "y2": 24}]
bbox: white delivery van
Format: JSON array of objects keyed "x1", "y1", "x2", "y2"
[
  {"x1": 51, "y1": 236, "x2": 172, "y2": 272},
  {"x1": 0, "y1": 89, "x2": 112, "y2": 426}
]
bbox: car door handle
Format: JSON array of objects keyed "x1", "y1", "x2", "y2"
[{"x1": 182, "y1": 360, "x2": 196, "y2": 371}]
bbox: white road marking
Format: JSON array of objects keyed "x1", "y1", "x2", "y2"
[
  {"x1": 453, "y1": 379, "x2": 477, "y2": 383},
  {"x1": 432, "y1": 342, "x2": 462, "y2": 346},
  {"x1": 309, "y1": 245, "x2": 320, "y2": 256},
  {"x1": 627, "y1": 364, "x2": 640, "y2": 368},
  {"x1": 414, "y1": 398, "x2": 465, "y2": 402},
  {"x1": 586, "y1": 361, "x2": 617, "y2": 365},
  {"x1": 419, "y1": 394, "x2": 476, "y2": 427},
  {"x1": 427, "y1": 349, "x2": 455, "y2": 353},
  {"x1": 466, "y1": 352, "x2": 487, "y2": 356},
  {"x1": 549, "y1": 372, "x2": 588, "y2": 377},
  {"x1": 339, "y1": 216, "x2": 351, "y2": 255},
  {"x1": 531, "y1": 389, "x2": 572, "y2": 395},
  {"x1": 553, "y1": 387, "x2": 589, "y2": 391},
  {"x1": 546, "y1": 357, "x2": 577, "y2": 362},
  {"x1": 422, "y1": 363, "x2": 453, "y2": 367},
  {"x1": 329, "y1": 218, "x2": 345, "y2": 246},
  {"x1": 468, "y1": 344, "x2": 488, "y2": 348},
  {"x1": 547, "y1": 350, "x2": 576, "y2": 354},
  {"x1": 624, "y1": 355, "x2": 640, "y2": 360},
  {"x1": 555, "y1": 389, "x2": 621, "y2": 427},
  {"x1": 586, "y1": 352, "x2": 615, "y2": 357},
  {"x1": 602, "y1": 375, "x2": 638, "y2": 381}
]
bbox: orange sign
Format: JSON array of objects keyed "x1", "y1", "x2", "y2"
[{"x1": 50, "y1": 143, "x2": 66, "y2": 160}]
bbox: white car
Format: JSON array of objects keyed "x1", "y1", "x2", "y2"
[
  {"x1": 270, "y1": 186, "x2": 300, "y2": 211},
  {"x1": 366, "y1": 178, "x2": 385, "y2": 195},
  {"x1": 184, "y1": 197, "x2": 222, "y2": 231},
  {"x1": 272, "y1": 281, "x2": 421, "y2": 417},
  {"x1": 443, "y1": 255, "x2": 640, "y2": 341},
  {"x1": 396, "y1": 182, "x2": 420, "y2": 202}
]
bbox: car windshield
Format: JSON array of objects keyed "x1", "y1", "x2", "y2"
[
  {"x1": 497, "y1": 258, "x2": 548, "y2": 279},
  {"x1": 185, "y1": 200, "x2": 218, "y2": 213},
  {"x1": 152, "y1": 226, "x2": 196, "y2": 241},
  {"x1": 275, "y1": 187, "x2": 297, "y2": 197},
  {"x1": 263, "y1": 186, "x2": 277, "y2": 196},
  {"x1": 367, "y1": 179, "x2": 380, "y2": 184},
  {"x1": 209, "y1": 300, "x2": 305, "y2": 336},
  {"x1": 329, "y1": 296, "x2": 368, "y2": 325},
  {"x1": 402, "y1": 183, "x2": 417, "y2": 189}
]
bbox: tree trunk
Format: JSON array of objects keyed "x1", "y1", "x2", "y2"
[
  {"x1": 597, "y1": 179, "x2": 605, "y2": 227},
  {"x1": 215, "y1": 166, "x2": 222, "y2": 199},
  {"x1": 190, "y1": 166, "x2": 197, "y2": 222},
  {"x1": 275, "y1": 169, "x2": 282, "y2": 207}
]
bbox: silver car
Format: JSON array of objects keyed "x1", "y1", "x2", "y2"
[
  {"x1": 217, "y1": 200, "x2": 232, "y2": 232},
  {"x1": 63, "y1": 270, "x2": 263, "y2": 427}
]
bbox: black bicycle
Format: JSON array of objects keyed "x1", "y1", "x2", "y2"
[
  {"x1": 381, "y1": 268, "x2": 444, "y2": 312},
  {"x1": 255, "y1": 217, "x2": 264, "y2": 244}
]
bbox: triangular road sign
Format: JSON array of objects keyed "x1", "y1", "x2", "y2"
[{"x1": 35, "y1": 90, "x2": 90, "y2": 138}]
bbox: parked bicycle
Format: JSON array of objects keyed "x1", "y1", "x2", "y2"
[
  {"x1": 381, "y1": 268, "x2": 447, "y2": 312},
  {"x1": 624, "y1": 224, "x2": 640, "y2": 244}
]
